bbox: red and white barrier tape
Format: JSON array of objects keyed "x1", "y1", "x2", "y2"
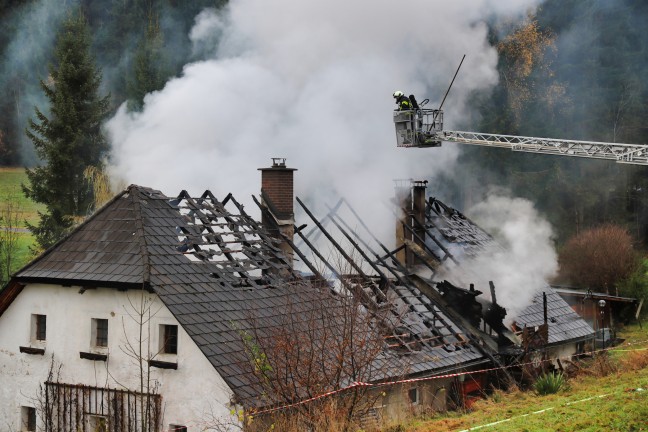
[{"x1": 248, "y1": 339, "x2": 648, "y2": 416}]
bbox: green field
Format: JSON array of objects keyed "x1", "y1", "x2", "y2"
[
  {"x1": 0, "y1": 167, "x2": 43, "y2": 273},
  {"x1": 0, "y1": 167, "x2": 45, "y2": 228}
]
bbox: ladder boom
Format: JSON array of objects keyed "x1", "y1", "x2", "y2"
[{"x1": 442, "y1": 131, "x2": 648, "y2": 165}]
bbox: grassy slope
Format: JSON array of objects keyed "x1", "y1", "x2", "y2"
[
  {"x1": 0, "y1": 167, "x2": 43, "y2": 273},
  {"x1": 407, "y1": 324, "x2": 648, "y2": 432},
  {"x1": 0, "y1": 167, "x2": 44, "y2": 227}
]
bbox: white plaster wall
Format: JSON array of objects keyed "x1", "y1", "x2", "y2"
[
  {"x1": 548, "y1": 343, "x2": 581, "y2": 367},
  {"x1": 0, "y1": 284, "x2": 238, "y2": 431}
]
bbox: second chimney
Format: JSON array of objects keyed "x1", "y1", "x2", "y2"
[{"x1": 259, "y1": 158, "x2": 297, "y2": 265}]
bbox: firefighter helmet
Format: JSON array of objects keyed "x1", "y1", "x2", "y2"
[{"x1": 393, "y1": 90, "x2": 404, "y2": 99}]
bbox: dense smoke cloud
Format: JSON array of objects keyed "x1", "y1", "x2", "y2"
[
  {"x1": 107, "y1": 0, "x2": 540, "y2": 240},
  {"x1": 443, "y1": 193, "x2": 558, "y2": 321}
]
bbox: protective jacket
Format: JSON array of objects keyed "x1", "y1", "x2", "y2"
[{"x1": 396, "y1": 95, "x2": 412, "y2": 110}]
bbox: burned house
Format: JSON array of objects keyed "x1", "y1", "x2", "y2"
[
  {"x1": 387, "y1": 180, "x2": 595, "y2": 370},
  {"x1": 0, "y1": 161, "x2": 502, "y2": 431}
]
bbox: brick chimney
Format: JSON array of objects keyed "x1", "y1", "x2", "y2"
[
  {"x1": 394, "y1": 180, "x2": 428, "y2": 269},
  {"x1": 259, "y1": 158, "x2": 297, "y2": 265},
  {"x1": 412, "y1": 180, "x2": 428, "y2": 253}
]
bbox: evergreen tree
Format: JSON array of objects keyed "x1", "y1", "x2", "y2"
[
  {"x1": 23, "y1": 11, "x2": 110, "y2": 250},
  {"x1": 127, "y1": 12, "x2": 168, "y2": 112}
]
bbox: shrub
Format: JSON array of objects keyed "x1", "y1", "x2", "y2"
[
  {"x1": 558, "y1": 224, "x2": 636, "y2": 294},
  {"x1": 534, "y1": 372, "x2": 567, "y2": 395},
  {"x1": 619, "y1": 350, "x2": 648, "y2": 372}
]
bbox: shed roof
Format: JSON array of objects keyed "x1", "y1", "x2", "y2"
[{"x1": 513, "y1": 288, "x2": 595, "y2": 345}]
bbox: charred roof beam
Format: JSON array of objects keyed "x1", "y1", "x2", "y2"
[
  {"x1": 294, "y1": 198, "x2": 344, "y2": 248},
  {"x1": 296, "y1": 197, "x2": 389, "y2": 308},
  {"x1": 409, "y1": 212, "x2": 458, "y2": 265}
]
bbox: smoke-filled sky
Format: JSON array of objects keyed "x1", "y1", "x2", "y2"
[
  {"x1": 107, "y1": 0, "x2": 540, "y2": 229},
  {"x1": 107, "y1": 0, "x2": 560, "y2": 315},
  {"x1": 463, "y1": 194, "x2": 558, "y2": 320}
]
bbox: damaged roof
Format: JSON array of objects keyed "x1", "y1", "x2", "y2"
[
  {"x1": 514, "y1": 288, "x2": 595, "y2": 345},
  {"x1": 418, "y1": 195, "x2": 594, "y2": 346},
  {"x1": 308, "y1": 190, "x2": 593, "y2": 352},
  {"x1": 7, "y1": 185, "x2": 489, "y2": 407},
  {"x1": 424, "y1": 197, "x2": 501, "y2": 261}
]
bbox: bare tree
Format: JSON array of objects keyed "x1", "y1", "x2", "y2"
[
  {"x1": 116, "y1": 288, "x2": 164, "y2": 431},
  {"x1": 229, "y1": 281, "x2": 391, "y2": 432},
  {"x1": 558, "y1": 224, "x2": 636, "y2": 294},
  {"x1": 0, "y1": 190, "x2": 24, "y2": 285}
]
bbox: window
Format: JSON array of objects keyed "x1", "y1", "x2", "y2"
[
  {"x1": 21, "y1": 406, "x2": 36, "y2": 431},
  {"x1": 160, "y1": 325, "x2": 178, "y2": 354},
  {"x1": 87, "y1": 415, "x2": 108, "y2": 432},
  {"x1": 92, "y1": 318, "x2": 109, "y2": 347},
  {"x1": 408, "y1": 387, "x2": 419, "y2": 405},
  {"x1": 169, "y1": 425, "x2": 187, "y2": 432},
  {"x1": 31, "y1": 314, "x2": 46, "y2": 341}
]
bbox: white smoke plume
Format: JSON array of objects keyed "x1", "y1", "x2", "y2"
[
  {"x1": 107, "y1": 0, "x2": 541, "y2": 240},
  {"x1": 450, "y1": 193, "x2": 558, "y2": 321}
]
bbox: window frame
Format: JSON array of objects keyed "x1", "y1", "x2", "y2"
[
  {"x1": 34, "y1": 314, "x2": 47, "y2": 342},
  {"x1": 407, "y1": 387, "x2": 419, "y2": 405},
  {"x1": 31, "y1": 314, "x2": 46, "y2": 342},
  {"x1": 86, "y1": 414, "x2": 108, "y2": 432},
  {"x1": 21, "y1": 406, "x2": 36, "y2": 431},
  {"x1": 91, "y1": 318, "x2": 109, "y2": 348},
  {"x1": 159, "y1": 324, "x2": 178, "y2": 355}
]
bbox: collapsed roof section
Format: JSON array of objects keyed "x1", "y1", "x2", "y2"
[
  {"x1": 285, "y1": 181, "x2": 593, "y2": 356},
  {"x1": 264, "y1": 194, "x2": 494, "y2": 374},
  {"x1": 171, "y1": 189, "x2": 299, "y2": 285}
]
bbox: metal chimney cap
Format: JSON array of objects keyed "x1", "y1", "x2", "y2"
[
  {"x1": 258, "y1": 158, "x2": 297, "y2": 172},
  {"x1": 272, "y1": 158, "x2": 286, "y2": 167}
]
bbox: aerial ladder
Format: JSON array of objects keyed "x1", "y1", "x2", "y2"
[
  {"x1": 393, "y1": 108, "x2": 648, "y2": 165},
  {"x1": 394, "y1": 56, "x2": 648, "y2": 166},
  {"x1": 394, "y1": 108, "x2": 648, "y2": 165}
]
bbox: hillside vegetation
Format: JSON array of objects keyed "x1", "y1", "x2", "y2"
[
  {"x1": 402, "y1": 324, "x2": 648, "y2": 432},
  {"x1": 0, "y1": 167, "x2": 42, "y2": 277},
  {"x1": 0, "y1": 167, "x2": 44, "y2": 227}
]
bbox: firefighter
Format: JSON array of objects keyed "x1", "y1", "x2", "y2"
[{"x1": 393, "y1": 91, "x2": 412, "y2": 111}]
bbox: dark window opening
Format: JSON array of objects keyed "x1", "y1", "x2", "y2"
[
  {"x1": 35, "y1": 314, "x2": 46, "y2": 341},
  {"x1": 22, "y1": 406, "x2": 36, "y2": 431},
  {"x1": 408, "y1": 387, "x2": 419, "y2": 404},
  {"x1": 95, "y1": 319, "x2": 108, "y2": 347},
  {"x1": 162, "y1": 325, "x2": 178, "y2": 354},
  {"x1": 170, "y1": 425, "x2": 187, "y2": 432}
]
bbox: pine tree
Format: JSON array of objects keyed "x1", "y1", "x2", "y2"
[
  {"x1": 127, "y1": 11, "x2": 168, "y2": 112},
  {"x1": 23, "y1": 11, "x2": 110, "y2": 250}
]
